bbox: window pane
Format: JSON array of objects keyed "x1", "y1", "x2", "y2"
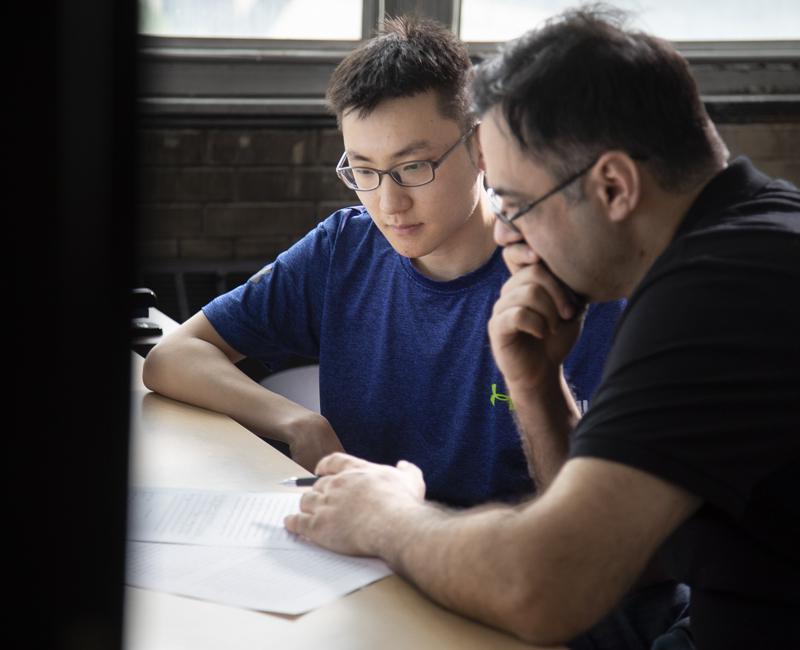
[
  {"x1": 461, "y1": 0, "x2": 800, "y2": 42},
  {"x1": 140, "y1": 0, "x2": 362, "y2": 40}
]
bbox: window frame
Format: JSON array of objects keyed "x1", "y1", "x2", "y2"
[{"x1": 138, "y1": 0, "x2": 800, "y2": 127}]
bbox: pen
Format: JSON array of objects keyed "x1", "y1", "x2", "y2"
[{"x1": 278, "y1": 476, "x2": 318, "y2": 487}]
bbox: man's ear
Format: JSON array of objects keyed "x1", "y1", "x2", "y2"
[{"x1": 591, "y1": 151, "x2": 641, "y2": 223}]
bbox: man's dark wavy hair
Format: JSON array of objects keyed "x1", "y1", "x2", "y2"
[
  {"x1": 471, "y1": 6, "x2": 727, "y2": 191},
  {"x1": 326, "y1": 16, "x2": 474, "y2": 130}
]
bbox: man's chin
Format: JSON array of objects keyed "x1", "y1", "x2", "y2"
[{"x1": 383, "y1": 231, "x2": 435, "y2": 259}]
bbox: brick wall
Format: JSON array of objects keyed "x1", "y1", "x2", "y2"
[
  {"x1": 136, "y1": 121, "x2": 800, "y2": 321},
  {"x1": 138, "y1": 127, "x2": 351, "y2": 264},
  {"x1": 716, "y1": 123, "x2": 800, "y2": 184}
]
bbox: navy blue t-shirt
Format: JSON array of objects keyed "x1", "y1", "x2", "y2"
[{"x1": 205, "y1": 207, "x2": 624, "y2": 506}]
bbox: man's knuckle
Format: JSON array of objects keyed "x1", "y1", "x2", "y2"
[
  {"x1": 307, "y1": 514, "x2": 325, "y2": 534},
  {"x1": 288, "y1": 514, "x2": 305, "y2": 535},
  {"x1": 509, "y1": 305, "x2": 527, "y2": 322},
  {"x1": 332, "y1": 474, "x2": 351, "y2": 489}
]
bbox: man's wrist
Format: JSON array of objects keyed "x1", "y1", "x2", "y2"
[
  {"x1": 253, "y1": 396, "x2": 323, "y2": 445},
  {"x1": 370, "y1": 500, "x2": 437, "y2": 567},
  {"x1": 507, "y1": 368, "x2": 580, "y2": 430},
  {"x1": 507, "y1": 366, "x2": 566, "y2": 405}
]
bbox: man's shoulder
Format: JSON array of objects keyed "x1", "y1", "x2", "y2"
[
  {"x1": 653, "y1": 163, "x2": 800, "y2": 280},
  {"x1": 319, "y1": 205, "x2": 374, "y2": 240},
  {"x1": 315, "y1": 205, "x2": 396, "y2": 266},
  {"x1": 687, "y1": 159, "x2": 800, "y2": 239},
  {"x1": 271, "y1": 205, "x2": 386, "y2": 268}
]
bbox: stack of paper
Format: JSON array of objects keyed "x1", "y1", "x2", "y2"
[{"x1": 126, "y1": 487, "x2": 392, "y2": 615}]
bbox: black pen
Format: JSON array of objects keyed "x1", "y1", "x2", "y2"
[{"x1": 278, "y1": 476, "x2": 318, "y2": 487}]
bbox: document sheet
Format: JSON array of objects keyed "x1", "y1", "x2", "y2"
[
  {"x1": 126, "y1": 541, "x2": 392, "y2": 615},
  {"x1": 128, "y1": 487, "x2": 302, "y2": 549},
  {"x1": 126, "y1": 487, "x2": 392, "y2": 615}
]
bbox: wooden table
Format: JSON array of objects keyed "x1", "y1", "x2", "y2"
[{"x1": 123, "y1": 351, "x2": 552, "y2": 649}]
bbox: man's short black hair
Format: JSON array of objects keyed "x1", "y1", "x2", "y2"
[
  {"x1": 471, "y1": 7, "x2": 728, "y2": 191},
  {"x1": 327, "y1": 16, "x2": 474, "y2": 129}
]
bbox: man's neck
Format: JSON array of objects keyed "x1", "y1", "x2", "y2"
[{"x1": 623, "y1": 166, "x2": 724, "y2": 297}]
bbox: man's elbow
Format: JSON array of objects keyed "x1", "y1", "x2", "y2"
[
  {"x1": 498, "y1": 583, "x2": 597, "y2": 646},
  {"x1": 141, "y1": 343, "x2": 169, "y2": 392}
]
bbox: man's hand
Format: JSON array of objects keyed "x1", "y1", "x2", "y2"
[
  {"x1": 284, "y1": 453, "x2": 426, "y2": 556},
  {"x1": 489, "y1": 244, "x2": 585, "y2": 390},
  {"x1": 284, "y1": 412, "x2": 346, "y2": 472}
]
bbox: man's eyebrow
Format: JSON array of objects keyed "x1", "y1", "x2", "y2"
[{"x1": 347, "y1": 140, "x2": 433, "y2": 164}]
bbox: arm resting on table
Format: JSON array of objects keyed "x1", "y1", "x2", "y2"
[
  {"x1": 288, "y1": 454, "x2": 700, "y2": 645},
  {"x1": 142, "y1": 312, "x2": 343, "y2": 470}
]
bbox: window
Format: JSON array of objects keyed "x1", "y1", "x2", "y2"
[
  {"x1": 140, "y1": 0, "x2": 363, "y2": 40},
  {"x1": 461, "y1": 0, "x2": 800, "y2": 42},
  {"x1": 138, "y1": 0, "x2": 799, "y2": 126}
]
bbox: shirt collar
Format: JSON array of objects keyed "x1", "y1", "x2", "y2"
[{"x1": 673, "y1": 156, "x2": 773, "y2": 240}]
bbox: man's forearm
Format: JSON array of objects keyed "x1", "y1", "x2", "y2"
[
  {"x1": 142, "y1": 337, "x2": 306, "y2": 444},
  {"x1": 378, "y1": 502, "x2": 560, "y2": 644},
  {"x1": 289, "y1": 456, "x2": 696, "y2": 646},
  {"x1": 509, "y1": 371, "x2": 579, "y2": 490}
]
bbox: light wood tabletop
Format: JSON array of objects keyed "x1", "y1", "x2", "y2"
[{"x1": 124, "y1": 349, "x2": 559, "y2": 649}]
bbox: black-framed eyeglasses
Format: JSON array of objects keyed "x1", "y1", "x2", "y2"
[
  {"x1": 335, "y1": 126, "x2": 476, "y2": 192},
  {"x1": 486, "y1": 157, "x2": 598, "y2": 229}
]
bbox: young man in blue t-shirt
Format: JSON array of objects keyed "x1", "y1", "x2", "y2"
[{"x1": 143, "y1": 17, "x2": 624, "y2": 508}]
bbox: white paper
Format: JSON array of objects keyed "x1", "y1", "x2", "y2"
[
  {"x1": 127, "y1": 487, "x2": 302, "y2": 549},
  {"x1": 126, "y1": 541, "x2": 393, "y2": 615}
]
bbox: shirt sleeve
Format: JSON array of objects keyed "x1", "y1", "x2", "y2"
[
  {"x1": 570, "y1": 234, "x2": 800, "y2": 518},
  {"x1": 201, "y1": 212, "x2": 341, "y2": 371}
]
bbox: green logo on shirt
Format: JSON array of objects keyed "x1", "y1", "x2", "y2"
[{"x1": 490, "y1": 383, "x2": 514, "y2": 411}]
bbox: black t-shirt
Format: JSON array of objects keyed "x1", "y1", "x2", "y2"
[{"x1": 570, "y1": 158, "x2": 800, "y2": 649}]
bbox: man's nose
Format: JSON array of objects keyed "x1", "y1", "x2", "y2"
[
  {"x1": 493, "y1": 215, "x2": 523, "y2": 247},
  {"x1": 378, "y1": 177, "x2": 412, "y2": 214}
]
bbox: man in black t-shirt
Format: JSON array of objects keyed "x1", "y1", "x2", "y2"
[
  {"x1": 568, "y1": 155, "x2": 800, "y2": 648},
  {"x1": 284, "y1": 9, "x2": 800, "y2": 649}
]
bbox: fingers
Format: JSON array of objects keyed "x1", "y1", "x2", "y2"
[
  {"x1": 501, "y1": 242, "x2": 540, "y2": 274},
  {"x1": 494, "y1": 282, "x2": 562, "y2": 337},
  {"x1": 395, "y1": 459, "x2": 424, "y2": 486},
  {"x1": 501, "y1": 243, "x2": 582, "y2": 322},
  {"x1": 299, "y1": 489, "x2": 322, "y2": 512},
  {"x1": 287, "y1": 489, "x2": 328, "y2": 538},
  {"x1": 497, "y1": 263, "x2": 576, "y2": 324},
  {"x1": 490, "y1": 304, "x2": 551, "y2": 344},
  {"x1": 284, "y1": 469, "x2": 365, "y2": 554},
  {"x1": 396, "y1": 459, "x2": 421, "y2": 477},
  {"x1": 396, "y1": 460, "x2": 426, "y2": 499},
  {"x1": 315, "y1": 452, "x2": 372, "y2": 476},
  {"x1": 284, "y1": 511, "x2": 310, "y2": 536}
]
